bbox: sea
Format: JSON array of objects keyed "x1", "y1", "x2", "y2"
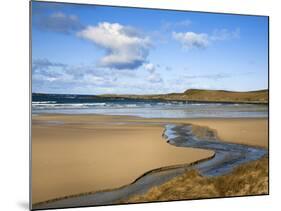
[{"x1": 32, "y1": 93, "x2": 268, "y2": 119}]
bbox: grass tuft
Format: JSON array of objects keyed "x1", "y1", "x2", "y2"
[{"x1": 125, "y1": 157, "x2": 268, "y2": 203}]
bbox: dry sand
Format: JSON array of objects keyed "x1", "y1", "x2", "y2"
[
  {"x1": 32, "y1": 114, "x2": 268, "y2": 204},
  {"x1": 32, "y1": 114, "x2": 213, "y2": 204}
]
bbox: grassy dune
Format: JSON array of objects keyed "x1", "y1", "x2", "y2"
[
  {"x1": 125, "y1": 157, "x2": 268, "y2": 203},
  {"x1": 102, "y1": 89, "x2": 269, "y2": 104}
]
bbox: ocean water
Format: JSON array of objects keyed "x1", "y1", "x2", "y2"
[{"x1": 32, "y1": 94, "x2": 268, "y2": 118}]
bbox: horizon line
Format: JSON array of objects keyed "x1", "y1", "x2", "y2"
[{"x1": 31, "y1": 88, "x2": 269, "y2": 96}]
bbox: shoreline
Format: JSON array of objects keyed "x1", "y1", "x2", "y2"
[
  {"x1": 32, "y1": 99, "x2": 269, "y2": 105},
  {"x1": 32, "y1": 112, "x2": 269, "y2": 123},
  {"x1": 33, "y1": 113, "x2": 269, "y2": 148}
]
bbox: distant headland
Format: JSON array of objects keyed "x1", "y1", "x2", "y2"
[{"x1": 33, "y1": 89, "x2": 269, "y2": 104}]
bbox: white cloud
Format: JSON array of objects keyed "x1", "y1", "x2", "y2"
[
  {"x1": 172, "y1": 28, "x2": 240, "y2": 50},
  {"x1": 143, "y1": 63, "x2": 156, "y2": 73},
  {"x1": 77, "y1": 22, "x2": 151, "y2": 70},
  {"x1": 143, "y1": 63, "x2": 163, "y2": 83},
  {"x1": 172, "y1": 31, "x2": 209, "y2": 49},
  {"x1": 32, "y1": 59, "x2": 142, "y2": 94}
]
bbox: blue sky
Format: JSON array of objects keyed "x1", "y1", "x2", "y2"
[{"x1": 32, "y1": 1, "x2": 268, "y2": 95}]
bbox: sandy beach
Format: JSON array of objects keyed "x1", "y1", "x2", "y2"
[
  {"x1": 32, "y1": 114, "x2": 213, "y2": 204},
  {"x1": 159, "y1": 118, "x2": 268, "y2": 148},
  {"x1": 32, "y1": 114, "x2": 268, "y2": 205}
]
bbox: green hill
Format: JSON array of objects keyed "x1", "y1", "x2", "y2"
[{"x1": 102, "y1": 89, "x2": 268, "y2": 104}]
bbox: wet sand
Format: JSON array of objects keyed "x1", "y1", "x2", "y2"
[
  {"x1": 32, "y1": 114, "x2": 214, "y2": 204},
  {"x1": 117, "y1": 117, "x2": 268, "y2": 148},
  {"x1": 176, "y1": 118, "x2": 268, "y2": 148}
]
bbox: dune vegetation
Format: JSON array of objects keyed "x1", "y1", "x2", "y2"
[{"x1": 125, "y1": 157, "x2": 268, "y2": 203}]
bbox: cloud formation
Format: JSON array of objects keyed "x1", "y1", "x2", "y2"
[
  {"x1": 35, "y1": 12, "x2": 83, "y2": 34},
  {"x1": 32, "y1": 58, "x2": 168, "y2": 94},
  {"x1": 77, "y1": 22, "x2": 151, "y2": 70},
  {"x1": 32, "y1": 58, "x2": 65, "y2": 71},
  {"x1": 143, "y1": 63, "x2": 156, "y2": 73},
  {"x1": 172, "y1": 28, "x2": 240, "y2": 49},
  {"x1": 172, "y1": 31, "x2": 209, "y2": 49},
  {"x1": 32, "y1": 58, "x2": 142, "y2": 93},
  {"x1": 32, "y1": 59, "x2": 73, "y2": 83},
  {"x1": 143, "y1": 63, "x2": 163, "y2": 83}
]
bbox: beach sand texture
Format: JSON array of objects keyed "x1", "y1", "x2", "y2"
[
  {"x1": 161, "y1": 118, "x2": 268, "y2": 148},
  {"x1": 32, "y1": 114, "x2": 213, "y2": 204},
  {"x1": 32, "y1": 114, "x2": 268, "y2": 204}
]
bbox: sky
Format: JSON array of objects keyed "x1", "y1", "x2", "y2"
[{"x1": 31, "y1": 1, "x2": 269, "y2": 95}]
